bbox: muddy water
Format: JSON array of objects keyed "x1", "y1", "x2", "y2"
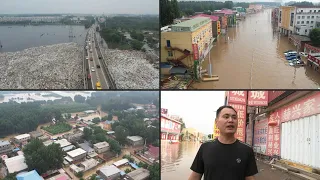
[
  {"x1": 194, "y1": 9, "x2": 320, "y2": 89},
  {"x1": 161, "y1": 141, "x2": 201, "y2": 180}
]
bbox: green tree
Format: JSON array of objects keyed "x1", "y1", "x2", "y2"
[
  {"x1": 161, "y1": 0, "x2": 175, "y2": 27},
  {"x1": 115, "y1": 126, "x2": 129, "y2": 145},
  {"x1": 310, "y1": 28, "x2": 320, "y2": 46},
  {"x1": 92, "y1": 117, "x2": 101, "y2": 124},
  {"x1": 74, "y1": 95, "x2": 86, "y2": 103},
  {"x1": 83, "y1": 127, "x2": 93, "y2": 140},
  {"x1": 131, "y1": 40, "x2": 144, "y2": 50},
  {"x1": 224, "y1": 1, "x2": 234, "y2": 9},
  {"x1": 108, "y1": 138, "x2": 121, "y2": 154},
  {"x1": 23, "y1": 139, "x2": 63, "y2": 174},
  {"x1": 125, "y1": 168, "x2": 132, "y2": 173},
  {"x1": 171, "y1": 0, "x2": 180, "y2": 19},
  {"x1": 90, "y1": 174, "x2": 97, "y2": 180},
  {"x1": 76, "y1": 171, "x2": 84, "y2": 178},
  {"x1": 107, "y1": 113, "x2": 113, "y2": 120},
  {"x1": 148, "y1": 163, "x2": 160, "y2": 180}
]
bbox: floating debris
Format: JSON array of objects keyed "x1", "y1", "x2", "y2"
[{"x1": 0, "y1": 43, "x2": 84, "y2": 89}]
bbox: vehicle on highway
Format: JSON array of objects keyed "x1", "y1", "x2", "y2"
[
  {"x1": 90, "y1": 49, "x2": 92, "y2": 53},
  {"x1": 91, "y1": 67, "x2": 95, "y2": 72},
  {"x1": 96, "y1": 65, "x2": 100, "y2": 68},
  {"x1": 86, "y1": 57, "x2": 88, "y2": 60},
  {"x1": 90, "y1": 57, "x2": 93, "y2": 61},
  {"x1": 88, "y1": 74, "x2": 91, "y2": 80},
  {"x1": 96, "y1": 82, "x2": 102, "y2": 89},
  {"x1": 98, "y1": 56, "x2": 102, "y2": 59}
]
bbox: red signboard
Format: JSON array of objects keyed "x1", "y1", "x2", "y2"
[
  {"x1": 228, "y1": 103, "x2": 246, "y2": 142},
  {"x1": 161, "y1": 108, "x2": 168, "y2": 115},
  {"x1": 192, "y1": 44, "x2": 199, "y2": 60},
  {"x1": 161, "y1": 117, "x2": 181, "y2": 134},
  {"x1": 254, "y1": 119, "x2": 268, "y2": 154},
  {"x1": 266, "y1": 110, "x2": 281, "y2": 156},
  {"x1": 308, "y1": 54, "x2": 320, "y2": 65},
  {"x1": 248, "y1": 91, "x2": 268, "y2": 106},
  {"x1": 268, "y1": 91, "x2": 285, "y2": 103},
  {"x1": 228, "y1": 91, "x2": 248, "y2": 105},
  {"x1": 281, "y1": 92, "x2": 320, "y2": 123}
]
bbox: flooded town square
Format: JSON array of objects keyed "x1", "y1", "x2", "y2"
[{"x1": 194, "y1": 9, "x2": 320, "y2": 89}]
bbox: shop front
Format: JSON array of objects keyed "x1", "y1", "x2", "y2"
[{"x1": 161, "y1": 115, "x2": 182, "y2": 142}]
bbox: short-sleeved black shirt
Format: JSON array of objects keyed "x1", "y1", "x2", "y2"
[{"x1": 190, "y1": 138, "x2": 258, "y2": 180}]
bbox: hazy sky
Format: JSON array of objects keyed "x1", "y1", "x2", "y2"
[
  {"x1": 161, "y1": 91, "x2": 226, "y2": 135},
  {"x1": 0, "y1": 0, "x2": 159, "y2": 15}
]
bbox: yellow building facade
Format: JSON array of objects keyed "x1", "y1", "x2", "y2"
[
  {"x1": 279, "y1": 6, "x2": 295, "y2": 35},
  {"x1": 161, "y1": 17, "x2": 214, "y2": 79}
]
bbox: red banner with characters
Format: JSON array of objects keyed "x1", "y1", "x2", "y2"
[
  {"x1": 248, "y1": 91, "x2": 268, "y2": 106},
  {"x1": 281, "y1": 92, "x2": 320, "y2": 123},
  {"x1": 228, "y1": 103, "x2": 246, "y2": 142},
  {"x1": 192, "y1": 44, "x2": 199, "y2": 60},
  {"x1": 254, "y1": 119, "x2": 268, "y2": 154},
  {"x1": 228, "y1": 91, "x2": 247, "y2": 105},
  {"x1": 266, "y1": 110, "x2": 281, "y2": 156}
]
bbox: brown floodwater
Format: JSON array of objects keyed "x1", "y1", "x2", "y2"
[
  {"x1": 193, "y1": 9, "x2": 320, "y2": 89},
  {"x1": 161, "y1": 141, "x2": 201, "y2": 180}
]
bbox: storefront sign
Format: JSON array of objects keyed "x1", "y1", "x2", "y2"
[
  {"x1": 281, "y1": 92, "x2": 320, "y2": 123},
  {"x1": 229, "y1": 103, "x2": 247, "y2": 142},
  {"x1": 161, "y1": 117, "x2": 181, "y2": 134},
  {"x1": 266, "y1": 110, "x2": 281, "y2": 156},
  {"x1": 161, "y1": 108, "x2": 168, "y2": 115},
  {"x1": 248, "y1": 91, "x2": 268, "y2": 106},
  {"x1": 228, "y1": 91, "x2": 247, "y2": 105},
  {"x1": 192, "y1": 44, "x2": 199, "y2": 60},
  {"x1": 254, "y1": 119, "x2": 268, "y2": 154}
]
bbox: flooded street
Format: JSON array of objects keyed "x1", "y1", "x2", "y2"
[
  {"x1": 161, "y1": 141, "x2": 304, "y2": 180},
  {"x1": 194, "y1": 9, "x2": 320, "y2": 89}
]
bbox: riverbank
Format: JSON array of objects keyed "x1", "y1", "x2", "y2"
[{"x1": 0, "y1": 42, "x2": 84, "y2": 89}]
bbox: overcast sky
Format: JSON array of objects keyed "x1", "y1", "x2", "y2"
[
  {"x1": 0, "y1": 0, "x2": 158, "y2": 15},
  {"x1": 161, "y1": 91, "x2": 226, "y2": 135}
]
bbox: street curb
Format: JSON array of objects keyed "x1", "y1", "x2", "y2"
[{"x1": 257, "y1": 159, "x2": 318, "y2": 180}]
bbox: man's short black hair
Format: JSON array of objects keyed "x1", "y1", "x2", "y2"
[{"x1": 216, "y1": 105, "x2": 237, "y2": 118}]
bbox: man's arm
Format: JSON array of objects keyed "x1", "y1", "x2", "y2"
[
  {"x1": 245, "y1": 176, "x2": 255, "y2": 180},
  {"x1": 188, "y1": 171, "x2": 203, "y2": 180},
  {"x1": 189, "y1": 144, "x2": 204, "y2": 180}
]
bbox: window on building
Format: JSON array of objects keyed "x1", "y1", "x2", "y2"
[
  {"x1": 168, "y1": 51, "x2": 173, "y2": 57},
  {"x1": 311, "y1": 21, "x2": 314, "y2": 24},
  {"x1": 301, "y1": 10, "x2": 303, "y2": 12},
  {"x1": 314, "y1": 10, "x2": 317, "y2": 13},
  {"x1": 318, "y1": 10, "x2": 320, "y2": 12},
  {"x1": 310, "y1": 26, "x2": 313, "y2": 28},
  {"x1": 312, "y1": 16, "x2": 314, "y2": 19},
  {"x1": 307, "y1": 16, "x2": 310, "y2": 19},
  {"x1": 301, "y1": 21, "x2": 304, "y2": 24},
  {"x1": 310, "y1": 10, "x2": 312, "y2": 13},
  {"x1": 297, "y1": 21, "x2": 300, "y2": 24},
  {"x1": 290, "y1": 13, "x2": 294, "y2": 26},
  {"x1": 307, "y1": 21, "x2": 309, "y2": 24},
  {"x1": 302, "y1": 16, "x2": 305, "y2": 19}
]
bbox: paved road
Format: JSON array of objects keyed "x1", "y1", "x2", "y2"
[
  {"x1": 255, "y1": 160, "x2": 303, "y2": 180},
  {"x1": 87, "y1": 27, "x2": 109, "y2": 89}
]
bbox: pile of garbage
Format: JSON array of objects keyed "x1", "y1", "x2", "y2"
[
  {"x1": 102, "y1": 49, "x2": 159, "y2": 89},
  {"x1": 0, "y1": 43, "x2": 84, "y2": 89}
]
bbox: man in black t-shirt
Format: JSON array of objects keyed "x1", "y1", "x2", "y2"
[{"x1": 188, "y1": 105, "x2": 258, "y2": 180}]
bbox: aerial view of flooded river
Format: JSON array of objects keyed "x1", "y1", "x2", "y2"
[
  {"x1": 194, "y1": 9, "x2": 320, "y2": 89},
  {"x1": 0, "y1": 25, "x2": 87, "y2": 52}
]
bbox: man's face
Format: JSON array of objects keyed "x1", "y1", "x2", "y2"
[{"x1": 216, "y1": 107, "x2": 238, "y2": 135}]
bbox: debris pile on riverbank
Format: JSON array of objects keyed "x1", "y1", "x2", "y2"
[
  {"x1": 0, "y1": 43, "x2": 84, "y2": 89},
  {"x1": 102, "y1": 49, "x2": 159, "y2": 89}
]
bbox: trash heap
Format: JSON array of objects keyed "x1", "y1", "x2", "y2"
[
  {"x1": 0, "y1": 43, "x2": 84, "y2": 89},
  {"x1": 102, "y1": 49, "x2": 159, "y2": 89}
]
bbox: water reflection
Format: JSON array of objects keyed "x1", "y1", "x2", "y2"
[
  {"x1": 161, "y1": 141, "x2": 201, "y2": 180},
  {"x1": 193, "y1": 9, "x2": 320, "y2": 89}
]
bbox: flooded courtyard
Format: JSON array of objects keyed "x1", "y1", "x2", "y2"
[{"x1": 194, "y1": 9, "x2": 320, "y2": 89}]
